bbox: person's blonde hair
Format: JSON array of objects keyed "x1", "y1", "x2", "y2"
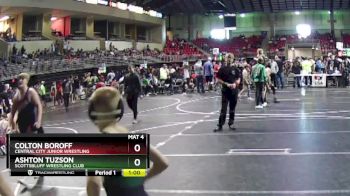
[
  {"x1": 17, "y1": 73, "x2": 30, "y2": 81},
  {"x1": 89, "y1": 87, "x2": 121, "y2": 115},
  {"x1": 225, "y1": 53, "x2": 234, "y2": 64}
]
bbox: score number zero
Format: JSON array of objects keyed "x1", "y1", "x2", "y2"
[
  {"x1": 132, "y1": 144, "x2": 141, "y2": 167},
  {"x1": 128, "y1": 134, "x2": 146, "y2": 167}
]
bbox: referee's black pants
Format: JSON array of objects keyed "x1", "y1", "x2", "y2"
[
  {"x1": 218, "y1": 90, "x2": 238, "y2": 127},
  {"x1": 63, "y1": 93, "x2": 70, "y2": 109},
  {"x1": 127, "y1": 93, "x2": 139, "y2": 120}
]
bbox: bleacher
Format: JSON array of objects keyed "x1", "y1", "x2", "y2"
[
  {"x1": 317, "y1": 33, "x2": 335, "y2": 54},
  {"x1": 193, "y1": 35, "x2": 264, "y2": 56},
  {"x1": 268, "y1": 33, "x2": 336, "y2": 55},
  {"x1": 0, "y1": 47, "x2": 196, "y2": 81},
  {"x1": 164, "y1": 39, "x2": 201, "y2": 56},
  {"x1": 268, "y1": 34, "x2": 299, "y2": 53},
  {"x1": 343, "y1": 34, "x2": 350, "y2": 48}
]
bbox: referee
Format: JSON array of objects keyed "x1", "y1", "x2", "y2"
[{"x1": 214, "y1": 53, "x2": 241, "y2": 132}]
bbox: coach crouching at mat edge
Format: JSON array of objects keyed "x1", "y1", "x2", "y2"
[{"x1": 214, "y1": 53, "x2": 241, "y2": 132}]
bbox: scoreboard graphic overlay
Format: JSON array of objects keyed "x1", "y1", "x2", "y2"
[{"x1": 7, "y1": 134, "x2": 150, "y2": 176}]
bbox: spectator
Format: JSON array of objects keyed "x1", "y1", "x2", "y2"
[
  {"x1": 275, "y1": 56, "x2": 284, "y2": 89},
  {"x1": 194, "y1": 59, "x2": 204, "y2": 93},
  {"x1": 20, "y1": 46, "x2": 26, "y2": 55},
  {"x1": 203, "y1": 57, "x2": 214, "y2": 91},
  {"x1": 270, "y1": 58, "x2": 279, "y2": 87},
  {"x1": 252, "y1": 57, "x2": 267, "y2": 109},
  {"x1": 292, "y1": 59, "x2": 302, "y2": 88},
  {"x1": 38, "y1": 81, "x2": 47, "y2": 107},
  {"x1": 62, "y1": 77, "x2": 72, "y2": 112}
]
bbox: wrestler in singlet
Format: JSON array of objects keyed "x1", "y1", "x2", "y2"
[
  {"x1": 10, "y1": 73, "x2": 43, "y2": 133},
  {"x1": 86, "y1": 87, "x2": 168, "y2": 196},
  {"x1": 16, "y1": 88, "x2": 36, "y2": 133}
]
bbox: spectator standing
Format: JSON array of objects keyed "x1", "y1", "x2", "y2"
[
  {"x1": 203, "y1": 58, "x2": 214, "y2": 91},
  {"x1": 252, "y1": 58, "x2": 267, "y2": 109},
  {"x1": 50, "y1": 82, "x2": 57, "y2": 106},
  {"x1": 270, "y1": 58, "x2": 279, "y2": 87},
  {"x1": 315, "y1": 58, "x2": 325, "y2": 73},
  {"x1": 301, "y1": 58, "x2": 313, "y2": 86},
  {"x1": 107, "y1": 70, "x2": 116, "y2": 85},
  {"x1": 56, "y1": 81, "x2": 63, "y2": 106},
  {"x1": 20, "y1": 46, "x2": 26, "y2": 55},
  {"x1": 72, "y1": 76, "x2": 80, "y2": 103},
  {"x1": 238, "y1": 65, "x2": 253, "y2": 101},
  {"x1": 275, "y1": 56, "x2": 284, "y2": 89},
  {"x1": 194, "y1": 59, "x2": 205, "y2": 93},
  {"x1": 38, "y1": 81, "x2": 47, "y2": 107},
  {"x1": 292, "y1": 59, "x2": 302, "y2": 88},
  {"x1": 213, "y1": 61, "x2": 221, "y2": 91},
  {"x1": 63, "y1": 77, "x2": 72, "y2": 112}
]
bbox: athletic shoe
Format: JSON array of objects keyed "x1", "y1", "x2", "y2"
[
  {"x1": 132, "y1": 120, "x2": 138, "y2": 124},
  {"x1": 228, "y1": 124, "x2": 236, "y2": 131},
  {"x1": 213, "y1": 126, "x2": 223, "y2": 132},
  {"x1": 274, "y1": 97, "x2": 280, "y2": 103},
  {"x1": 248, "y1": 97, "x2": 254, "y2": 101},
  {"x1": 263, "y1": 102, "x2": 268, "y2": 107},
  {"x1": 255, "y1": 105, "x2": 263, "y2": 109}
]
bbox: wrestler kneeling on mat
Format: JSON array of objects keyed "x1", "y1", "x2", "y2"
[{"x1": 86, "y1": 87, "x2": 169, "y2": 196}]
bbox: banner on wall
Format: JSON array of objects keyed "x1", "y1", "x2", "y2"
[
  {"x1": 98, "y1": 63, "x2": 107, "y2": 74},
  {"x1": 336, "y1": 42, "x2": 344, "y2": 50},
  {"x1": 213, "y1": 48, "x2": 220, "y2": 55}
]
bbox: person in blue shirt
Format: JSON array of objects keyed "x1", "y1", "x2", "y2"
[
  {"x1": 315, "y1": 58, "x2": 325, "y2": 73},
  {"x1": 203, "y1": 57, "x2": 214, "y2": 91}
]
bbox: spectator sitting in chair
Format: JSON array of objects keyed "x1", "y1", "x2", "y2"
[
  {"x1": 164, "y1": 75, "x2": 173, "y2": 95},
  {"x1": 185, "y1": 78, "x2": 195, "y2": 93}
]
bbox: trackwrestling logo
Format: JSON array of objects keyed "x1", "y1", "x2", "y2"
[{"x1": 27, "y1": 170, "x2": 33, "y2": 176}]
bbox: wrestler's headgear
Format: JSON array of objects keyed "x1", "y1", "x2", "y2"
[{"x1": 88, "y1": 87, "x2": 124, "y2": 124}]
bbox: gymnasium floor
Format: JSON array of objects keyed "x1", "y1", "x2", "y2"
[{"x1": 2, "y1": 87, "x2": 350, "y2": 195}]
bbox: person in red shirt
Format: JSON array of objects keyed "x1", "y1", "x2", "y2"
[
  {"x1": 96, "y1": 82, "x2": 105, "y2": 89},
  {"x1": 56, "y1": 81, "x2": 63, "y2": 106},
  {"x1": 213, "y1": 61, "x2": 221, "y2": 91}
]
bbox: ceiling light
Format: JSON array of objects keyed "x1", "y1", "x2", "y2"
[
  {"x1": 50, "y1": 17, "x2": 57, "y2": 21},
  {"x1": 296, "y1": 24, "x2": 311, "y2": 38},
  {"x1": 0, "y1": 16, "x2": 10, "y2": 21},
  {"x1": 149, "y1": 10, "x2": 157, "y2": 17},
  {"x1": 156, "y1": 13, "x2": 162, "y2": 18},
  {"x1": 128, "y1": 4, "x2": 144, "y2": 14},
  {"x1": 116, "y1": 2, "x2": 128, "y2": 10}
]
